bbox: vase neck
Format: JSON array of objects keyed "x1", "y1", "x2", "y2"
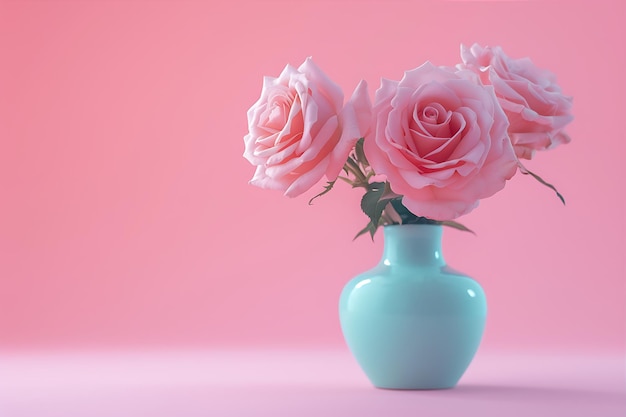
[{"x1": 381, "y1": 225, "x2": 445, "y2": 267}]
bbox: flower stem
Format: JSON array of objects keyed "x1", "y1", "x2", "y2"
[
  {"x1": 343, "y1": 160, "x2": 369, "y2": 189},
  {"x1": 346, "y1": 157, "x2": 368, "y2": 184},
  {"x1": 337, "y1": 175, "x2": 354, "y2": 185}
]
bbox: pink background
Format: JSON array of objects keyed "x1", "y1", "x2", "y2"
[{"x1": 1, "y1": 0, "x2": 624, "y2": 354}]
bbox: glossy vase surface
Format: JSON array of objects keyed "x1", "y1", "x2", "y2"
[{"x1": 339, "y1": 224, "x2": 486, "y2": 389}]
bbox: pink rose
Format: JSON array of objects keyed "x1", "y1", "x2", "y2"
[
  {"x1": 459, "y1": 43, "x2": 573, "y2": 159},
  {"x1": 243, "y1": 58, "x2": 370, "y2": 197},
  {"x1": 364, "y1": 62, "x2": 518, "y2": 220}
]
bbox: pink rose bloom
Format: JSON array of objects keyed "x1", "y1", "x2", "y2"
[
  {"x1": 459, "y1": 43, "x2": 573, "y2": 159},
  {"x1": 364, "y1": 62, "x2": 518, "y2": 220},
  {"x1": 243, "y1": 58, "x2": 370, "y2": 197}
]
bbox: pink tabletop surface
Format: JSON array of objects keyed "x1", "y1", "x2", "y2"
[{"x1": 1, "y1": 349, "x2": 623, "y2": 417}]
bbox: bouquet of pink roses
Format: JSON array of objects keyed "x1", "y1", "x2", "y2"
[{"x1": 243, "y1": 44, "x2": 573, "y2": 239}]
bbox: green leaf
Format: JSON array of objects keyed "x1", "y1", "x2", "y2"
[
  {"x1": 355, "y1": 195, "x2": 477, "y2": 240},
  {"x1": 389, "y1": 198, "x2": 435, "y2": 225},
  {"x1": 357, "y1": 182, "x2": 393, "y2": 240},
  {"x1": 520, "y1": 166, "x2": 566, "y2": 205},
  {"x1": 389, "y1": 198, "x2": 411, "y2": 220},
  {"x1": 439, "y1": 220, "x2": 476, "y2": 235},
  {"x1": 346, "y1": 155, "x2": 360, "y2": 171},
  {"x1": 344, "y1": 156, "x2": 368, "y2": 186},
  {"x1": 361, "y1": 183, "x2": 388, "y2": 221},
  {"x1": 308, "y1": 180, "x2": 336, "y2": 205},
  {"x1": 355, "y1": 137, "x2": 368, "y2": 166},
  {"x1": 337, "y1": 175, "x2": 353, "y2": 185},
  {"x1": 389, "y1": 199, "x2": 474, "y2": 234},
  {"x1": 353, "y1": 221, "x2": 378, "y2": 241},
  {"x1": 384, "y1": 200, "x2": 403, "y2": 224}
]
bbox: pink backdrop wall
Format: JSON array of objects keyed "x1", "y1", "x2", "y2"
[{"x1": 1, "y1": 0, "x2": 624, "y2": 353}]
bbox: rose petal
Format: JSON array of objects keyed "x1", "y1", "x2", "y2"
[
  {"x1": 326, "y1": 80, "x2": 371, "y2": 181},
  {"x1": 284, "y1": 156, "x2": 331, "y2": 197},
  {"x1": 298, "y1": 57, "x2": 344, "y2": 112}
]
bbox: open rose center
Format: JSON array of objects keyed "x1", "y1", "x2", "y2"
[
  {"x1": 266, "y1": 95, "x2": 293, "y2": 132},
  {"x1": 267, "y1": 101, "x2": 288, "y2": 130},
  {"x1": 422, "y1": 105, "x2": 440, "y2": 124},
  {"x1": 253, "y1": 93, "x2": 305, "y2": 167},
  {"x1": 403, "y1": 101, "x2": 465, "y2": 166}
]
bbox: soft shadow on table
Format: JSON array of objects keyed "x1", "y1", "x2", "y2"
[
  {"x1": 418, "y1": 383, "x2": 626, "y2": 405},
  {"x1": 5, "y1": 383, "x2": 622, "y2": 417}
]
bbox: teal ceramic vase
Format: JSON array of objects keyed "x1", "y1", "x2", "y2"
[{"x1": 339, "y1": 224, "x2": 486, "y2": 389}]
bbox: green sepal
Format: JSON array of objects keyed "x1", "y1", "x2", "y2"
[
  {"x1": 355, "y1": 182, "x2": 394, "y2": 240},
  {"x1": 308, "y1": 180, "x2": 336, "y2": 205},
  {"x1": 520, "y1": 166, "x2": 566, "y2": 205},
  {"x1": 389, "y1": 199, "x2": 436, "y2": 225},
  {"x1": 439, "y1": 220, "x2": 476, "y2": 235},
  {"x1": 361, "y1": 183, "x2": 391, "y2": 226},
  {"x1": 353, "y1": 220, "x2": 379, "y2": 241},
  {"x1": 390, "y1": 198, "x2": 474, "y2": 234},
  {"x1": 354, "y1": 137, "x2": 369, "y2": 167}
]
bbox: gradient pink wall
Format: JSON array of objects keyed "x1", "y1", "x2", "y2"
[{"x1": 1, "y1": 0, "x2": 624, "y2": 353}]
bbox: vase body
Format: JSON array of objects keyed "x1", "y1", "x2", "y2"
[{"x1": 339, "y1": 224, "x2": 486, "y2": 389}]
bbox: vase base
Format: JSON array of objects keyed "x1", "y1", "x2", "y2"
[{"x1": 374, "y1": 383, "x2": 457, "y2": 391}]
